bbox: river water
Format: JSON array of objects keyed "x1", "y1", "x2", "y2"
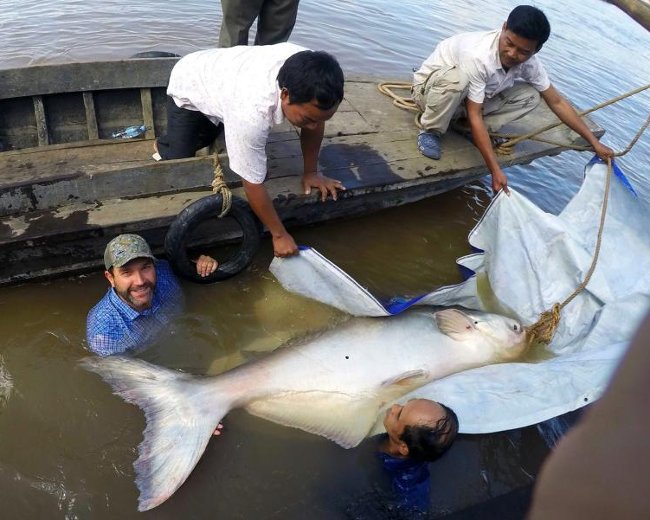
[{"x1": 0, "y1": 0, "x2": 649, "y2": 518}]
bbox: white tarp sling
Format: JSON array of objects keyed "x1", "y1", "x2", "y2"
[{"x1": 269, "y1": 160, "x2": 650, "y2": 434}]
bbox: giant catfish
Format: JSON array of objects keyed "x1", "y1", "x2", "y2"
[{"x1": 81, "y1": 307, "x2": 527, "y2": 510}]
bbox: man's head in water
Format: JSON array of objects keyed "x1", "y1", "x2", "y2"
[{"x1": 382, "y1": 399, "x2": 459, "y2": 461}]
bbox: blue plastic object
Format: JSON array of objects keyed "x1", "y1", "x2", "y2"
[{"x1": 112, "y1": 125, "x2": 147, "y2": 139}]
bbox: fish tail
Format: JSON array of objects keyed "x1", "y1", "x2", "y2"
[{"x1": 80, "y1": 356, "x2": 232, "y2": 511}]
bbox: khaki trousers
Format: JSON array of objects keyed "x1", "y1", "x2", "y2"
[{"x1": 412, "y1": 65, "x2": 541, "y2": 134}]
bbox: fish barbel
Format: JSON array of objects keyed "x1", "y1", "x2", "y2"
[{"x1": 81, "y1": 307, "x2": 526, "y2": 510}]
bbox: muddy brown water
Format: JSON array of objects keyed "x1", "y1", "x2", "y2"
[{"x1": 0, "y1": 0, "x2": 649, "y2": 517}]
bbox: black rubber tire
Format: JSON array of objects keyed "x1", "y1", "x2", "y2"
[
  {"x1": 164, "y1": 195, "x2": 262, "y2": 284},
  {"x1": 129, "y1": 51, "x2": 181, "y2": 59}
]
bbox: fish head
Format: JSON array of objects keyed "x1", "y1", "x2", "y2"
[{"x1": 434, "y1": 309, "x2": 527, "y2": 360}]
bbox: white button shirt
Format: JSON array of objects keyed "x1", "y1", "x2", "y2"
[
  {"x1": 414, "y1": 30, "x2": 551, "y2": 104},
  {"x1": 167, "y1": 43, "x2": 306, "y2": 184}
]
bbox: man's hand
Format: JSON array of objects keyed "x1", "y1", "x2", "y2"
[
  {"x1": 466, "y1": 99, "x2": 510, "y2": 197},
  {"x1": 541, "y1": 86, "x2": 616, "y2": 164},
  {"x1": 303, "y1": 172, "x2": 345, "y2": 202},
  {"x1": 491, "y1": 168, "x2": 510, "y2": 195},
  {"x1": 272, "y1": 232, "x2": 299, "y2": 257},
  {"x1": 592, "y1": 141, "x2": 615, "y2": 162},
  {"x1": 194, "y1": 255, "x2": 218, "y2": 277}
]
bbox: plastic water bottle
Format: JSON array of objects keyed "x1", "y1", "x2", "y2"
[{"x1": 112, "y1": 125, "x2": 147, "y2": 139}]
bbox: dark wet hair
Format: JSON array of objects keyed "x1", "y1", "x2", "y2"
[
  {"x1": 506, "y1": 5, "x2": 551, "y2": 51},
  {"x1": 400, "y1": 403, "x2": 459, "y2": 462},
  {"x1": 277, "y1": 50, "x2": 344, "y2": 110}
]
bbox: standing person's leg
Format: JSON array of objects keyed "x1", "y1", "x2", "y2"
[
  {"x1": 412, "y1": 65, "x2": 469, "y2": 159},
  {"x1": 482, "y1": 84, "x2": 541, "y2": 132},
  {"x1": 219, "y1": 0, "x2": 265, "y2": 47},
  {"x1": 156, "y1": 98, "x2": 222, "y2": 160},
  {"x1": 255, "y1": 0, "x2": 300, "y2": 45}
]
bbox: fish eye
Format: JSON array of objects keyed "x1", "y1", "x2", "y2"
[
  {"x1": 513, "y1": 324, "x2": 519, "y2": 331},
  {"x1": 474, "y1": 320, "x2": 478, "y2": 324}
]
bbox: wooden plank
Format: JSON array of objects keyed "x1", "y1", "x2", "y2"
[
  {"x1": 32, "y1": 95, "x2": 49, "y2": 146},
  {"x1": 140, "y1": 88, "x2": 156, "y2": 139},
  {"x1": 83, "y1": 92, "x2": 99, "y2": 140},
  {"x1": 0, "y1": 59, "x2": 178, "y2": 100}
]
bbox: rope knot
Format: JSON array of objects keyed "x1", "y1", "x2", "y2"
[
  {"x1": 211, "y1": 155, "x2": 232, "y2": 218},
  {"x1": 525, "y1": 303, "x2": 562, "y2": 346}
]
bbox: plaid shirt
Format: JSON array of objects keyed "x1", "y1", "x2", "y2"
[{"x1": 86, "y1": 260, "x2": 184, "y2": 356}]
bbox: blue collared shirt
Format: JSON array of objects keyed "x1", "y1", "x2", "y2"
[{"x1": 86, "y1": 260, "x2": 184, "y2": 356}]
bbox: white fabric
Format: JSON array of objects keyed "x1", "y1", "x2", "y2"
[
  {"x1": 167, "y1": 43, "x2": 305, "y2": 184},
  {"x1": 414, "y1": 30, "x2": 551, "y2": 104},
  {"x1": 270, "y1": 160, "x2": 650, "y2": 434}
]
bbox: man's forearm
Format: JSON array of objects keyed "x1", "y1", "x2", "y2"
[
  {"x1": 552, "y1": 100, "x2": 600, "y2": 146},
  {"x1": 542, "y1": 86, "x2": 600, "y2": 147},
  {"x1": 468, "y1": 109, "x2": 501, "y2": 176},
  {"x1": 300, "y1": 122, "x2": 324, "y2": 175},
  {"x1": 243, "y1": 180, "x2": 287, "y2": 238}
]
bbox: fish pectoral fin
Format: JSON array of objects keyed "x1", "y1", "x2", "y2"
[
  {"x1": 245, "y1": 390, "x2": 384, "y2": 449},
  {"x1": 435, "y1": 309, "x2": 476, "y2": 341},
  {"x1": 380, "y1": 369, "x2": 430, "y2": 389}
]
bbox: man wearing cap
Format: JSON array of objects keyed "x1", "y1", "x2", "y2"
[{"x1": 86, "y1": 234, "x2": 217, "y2": 356}]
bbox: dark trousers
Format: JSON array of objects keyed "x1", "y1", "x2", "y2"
[
  {"x1": 219, "y1": 0, "x2": 300, "y2": 47},
  {"x1": 156, "y1": 97, "x2": 223, "y2": 159}
]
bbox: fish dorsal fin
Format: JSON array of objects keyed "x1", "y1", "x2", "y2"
[
  {"x1": 381, "y1": 369, "x2": 429, "y2": 389},
  {"x1": 245, "y1": 390, "x2": 386, "y2": 449},
  {"x1": 435, "y1": 309, "x2": 476, "y2": 341}
]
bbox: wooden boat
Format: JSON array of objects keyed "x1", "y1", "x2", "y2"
[{"x1": 0, "y1": 57, "x2": 603, "y2": 286}]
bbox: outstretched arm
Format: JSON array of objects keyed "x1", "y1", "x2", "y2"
[
  {"x1": 300, "y1": 122, "x2": 345, "y2": 201},
  {"x1": 243, "y1": 179, "x2": 298, "y2": 257},
  {"x1": 466, "y1": 99, "x2": 510, "y2": 195},
  {"x1": 541, "y1": 85, "x2": 614, "y2": 160}
]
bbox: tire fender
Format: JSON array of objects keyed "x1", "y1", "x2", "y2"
[{"x1": 164, "y1": 195, "x2": 261, "y2": 283}]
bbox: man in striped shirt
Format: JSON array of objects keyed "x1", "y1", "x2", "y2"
[{"x1": 86, "y1": 234, "x2": 217, "y2": 356}]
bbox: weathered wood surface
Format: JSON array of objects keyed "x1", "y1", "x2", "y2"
[{"x1": 0, "y1": 60, "x2": 603, "y2": 286}]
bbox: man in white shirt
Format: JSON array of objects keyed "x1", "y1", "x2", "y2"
[
  {"x1": 413, "y1": 5, "x2": 613, "y2": 194},
  {"x1": 155, "y1": 43, "x2": 345, "y2": 257}
]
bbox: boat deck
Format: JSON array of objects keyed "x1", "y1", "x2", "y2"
[{"x1": 0, "y1": 70, "x2": 602, "y2": 285}]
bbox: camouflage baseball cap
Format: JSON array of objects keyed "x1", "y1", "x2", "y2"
[{"x1": 104, "y1": 234, "x2": 156, "y2": 270}]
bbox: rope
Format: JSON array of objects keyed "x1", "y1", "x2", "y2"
[
  {"x1": 525, "y1": 156, "x2": 613, "y2": 345},
  {"x1": 378, "y1": 81, "x2": 650, "y2": 153},
  {"x1": 210, "y1": 154, "x2": 232, "y2": 218},
  {"x1": 378, "y1": 80, "x2": 650, "y2": 346},
  {"x1": 377, "y1": 81, "x2": 418, "y2": 112},
  {"x1": 526, "y1": 114, "x2": 650, "y2": 345},
  {"x1": 377, "y1": 82, "x2": 423, "y2": 128},
  {"x1": 496, "y1": 83, "x2": 650, "y2": 155}
]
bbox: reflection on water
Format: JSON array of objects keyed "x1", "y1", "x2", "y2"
[{"x1": 0, "y1": 0, "x2": 649, "y2": 517}]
